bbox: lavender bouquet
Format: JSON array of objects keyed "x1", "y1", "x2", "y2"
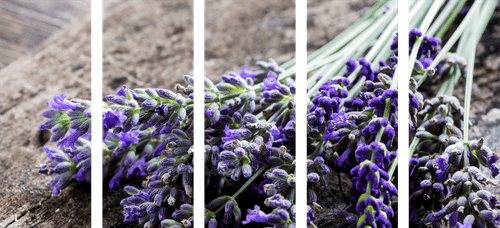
[{"x1": 35, "y1": 1, "x2": 500, "y2": 228}]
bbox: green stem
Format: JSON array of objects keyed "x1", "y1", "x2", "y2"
[
  {"x1": 213, "y1": 165, "x2": 269, "y2": 215},
  {"x1": 387, "y1": 149, "x2": 398, "y2": 178},
  {"x1": 365, "y1": 67, "x2": 397, "y2": 195},
  {"x1": 308, "y1": 141, "x2": 326, "y2": 160},
  {"x1": 307, "y1": 53, "x2": 343, "y2": 73},
  {"x1": 231, "y1": 164, "x2": 268, "y2": 200},
  {"x1": 300, "y1": 1, "x2": 396, "y2": 94},
  {"x1": 289, "y1": 188, "x2": 295, "y2": 204},
  {"x1": 364, "y1": 9, "x2": 398, "y2": 62},
  {"x1": 214, "y1": 204, "x2": 224, "y2": 215},
  {"x1": 416, "y1": 0, "x2": 483, "y2": 88},
  {"x1": 429, "y1": 0, "x2": 466, "y2": 39},
  {"x1": 409, "y1": 0, "x2": 432, "y2": 30},
  {"x1": 306, "y1": 45, "x2": 367, "y2": 89},
  {"x1": 462, "y1": 12, "x2": 477, "y2": 142},
  {"x1": 269, "y1": 102, "x2": 289, "y2": 122},
  {"x1": 476, "y1": 0, "x2": 498, "y2": 44},
  {"x1": 409, "y1": 75, "x2": 456, "y2": 158},
  {"x1": 306, "y1": 0, "x2": 393, "y2": 65},
  {"x1": 307, "y1": 19, "x2": 372, "y2": 64},
  {"x1": 250, "y1": 4, "x2": 387, "y2": 90},
  {"x1": 462, "y1": 0, "x2": 498, "y2": 141},
  {"x1": 307, "y1": 3, "x2": 398, "y2": 96},
  {"x1": 408, "y1": 0, "x2": 444, "y2": 77}
]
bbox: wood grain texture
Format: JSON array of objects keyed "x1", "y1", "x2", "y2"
[{"x1": 0, "y1": 0, "x2": 90, "y2": 69}]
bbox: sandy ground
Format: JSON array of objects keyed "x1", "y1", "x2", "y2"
[{"x1": 0, "y1": 0, "x2": 498, "y2": 227}]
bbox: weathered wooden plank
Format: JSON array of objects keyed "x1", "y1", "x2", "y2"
[
  {"x1": 0, "y1": 8, "x2": 60, "y2": 35},
  {"x1": 0, "y1": 46, "x2": 23, "y2": 60},
  {"x1": 0, "y1": 42, "x2": 26, "y2": 54},
  {"x1": 1, "y1": 1, "x2": 67, "y2": 28},
  {"x1": 5, "y1": 0, "x2": 88, "y2": 21},
  {"x1": 0, "y1": 0, "x2": 89, "y2": 69},
  {"x1": 0, "y1": 20, "x2": 51, "y2": 42}
]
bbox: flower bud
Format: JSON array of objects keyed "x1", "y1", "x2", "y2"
[
  {"x1": 363, "y1": 81, "x2": 374, "y2": 91},
  {"x1": 144, "y1": 221, "x2": 154, "y2": 228},
  {"x1": 459, "y1": 170, "x2": 472, "y2": 182},
  {"x1": 415, "y1": 131, "x2": 436, "y2": 139},
  {"x1": 225, "y1": 201, "x2": 235, "y2": 213},
  {"x1": 308, "y1": 173, "x2": 320, "y2": 183},
  {"x1": 204, "y1": 91, "x2": 218, "y2": 101},
  {"x1": 208, "y1": 218, "x2": 217, "y2": 228},
  {"x1": 453, "y1": 197, "x2": 466, "y2": 208},
  {"x1": 476, "y1": 190, "x2": 492, "y2": 200},
  {"x1": 420, "y1": 180, "x2": 432, "y2": 188},
  {"x1": 311, "y1": 202, "x2": 323, "y2": 212},
  {"x1": 469, "y1": 192, "x2": 481, "y2": 205},
  {"x1": 306, "y1": 159, "x2": 315, "y2": 169},
  {"x1": 312, "y1": 156, "x2": 325, "y2": 165},
  {"x1": 317, "y1": 164, "x2": 330, "y2": 175},
  {"x1": 242, "y1": 164, "x2": 252, "y2": 178},
  {"x1": 444, "y1": 179, "x2": 456, "y2": 186},
  {"x1": 478, "y1": 210, "x2": 498, "y2": 224},
  {"x1": 160, "y1": 157, "x2": 176, "y2": 166},
  {"x1": 438, "y1": 134, "x2": 449, "y2": 145},
  {"x1": 264, "y1": 184, "x2": 277, "y2": 194},
  {"x1": 470, "y1": 138, "x2": 484, "y2": 150},
  {"x1": 220, "y1": 151, "x2": 236, "y2": 161},
  {"x1": 427, "y1": 68, "x2": 435, "y2": 76},
  {"x1": 177, "y1": 163, "x2": 187, "y2": 174},
  {"x1": 267, "y1": 169, "x2": 288, "y2": 180},
  {"x1": 287, "y1": 174, "x2": 296, "y2": 186},
  {"x1": 409, "y1": 78, "x2": 418, "y2": 91},
  {"x1": 278, "y1": 145, "x2": 287, "y2": 156},
  {"x1": 413, "y1": 60, "x2": 425, "y2": 72},
  {"x1": 54, "y1": 162, "x2": 72, "y2": 174},
  {"x1": 444, "y1": 200, "x2": 458, "y2": 213},
  {"x1": 124, "y1": 186, "x2": 140, "y2": 195},
  {"x1": 167, "y1": 196, "x2": 176, "y2": 206},
  {"x1": 181, "y1": 219, "x2": 192, "y2": 228},
  {"x1": 271, "y1": 209, "x2": 287, "y2": 222},
  {"x1": 378, "y1": 73, "x2": 392, "y2": 86},
  {"x1": 418, "y1": 166, "x2": 429, "y2": 172}
]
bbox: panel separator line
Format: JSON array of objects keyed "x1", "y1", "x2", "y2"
[
  {"x1": 295, "y1": 0, "x2": 307, "y2": 227},
  {"x1": 90, "y1": 0, "x2": 103, "y2": 227},
  {"x1": 193, "y1": 0, "x2": 205, "y2": 227},
  {"x1": 397, "y1": 0, "x2": 409, "y2": 226}
]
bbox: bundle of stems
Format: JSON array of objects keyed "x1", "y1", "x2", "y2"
[
  {"x1": 298, "y1": 0, "x2": 498, "y2": 227},
  {"x1": 299, "y1": 0, "x2": 496, "y2": 196},
  {"x1": 408, "y1": 0, "x2": 497, "y2": 158}
]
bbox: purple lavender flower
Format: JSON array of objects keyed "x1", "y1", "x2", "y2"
[
  {"x1": 260, "y1": 71, "x2": 282, "y2": 91},
  {"x1": 345, "y1": 59, "x2": 358, "y2": 76},
  {"x1": 104, "y1": 108, "x2": 126, "y2": 130},
  {"x1": 235, "y1": 65, "x2": 259, "y2": 80},
  {"x1": 47, "y1": 93, "x2": 79, "y2": 110},
  {"x1": 119, "y1": 130, "x2": 140, "y2": 147},
  {"x1": 50, "y1": 20, "x2": 498, "y2": 228},
  {"x1": 242, "y1": 205, "x2": 268, "y2": 225}
]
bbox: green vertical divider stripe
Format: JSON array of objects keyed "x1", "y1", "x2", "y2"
[
  {"x1": 91, "y1": 0, "x2": 102, "y2": 228},
  {"x1": 398, "y1": 0, "x2": 410, "y2": 228},
  {"x1": 295, "y1": 0, "x2": 306, "y2": 228},
  {"x1": 193, "y1": 0, "x2": 205, "y2": 228}
]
